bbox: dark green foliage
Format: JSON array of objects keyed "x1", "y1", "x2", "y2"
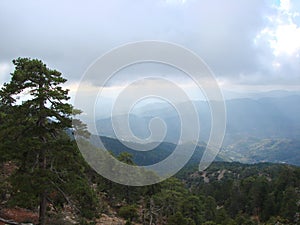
[
  {"x1": 104, "y1": 162, "x2": 300, "y2": 225},
  {"x1": 178, "y1": 162, "x2": 300, "y2": 225},
  {"x1": 117, "y1": 152, "x2": 135, "y2": 165},
  {"x1": 0, "y1": 58, "x2": 97, "y2": 223},
  {"x1": 181, "y1": 195, "x2": 204, "y2": 224},
  {"x1": 204, "y1": 196, "x2": 217, "y2": 221},
  {"x1": 118, "y1": 204, "x2": 138, "y2": 220},
  {"x1": 167, "y1": 212, "x2": 191, "y2": 225},
  {"x1": 124, "y1": 220, "x2": 133, "y2": 225}
]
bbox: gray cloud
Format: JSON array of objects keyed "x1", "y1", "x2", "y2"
[{"x1": 0, "y1": 0, "x2": 299, "y2": 90}]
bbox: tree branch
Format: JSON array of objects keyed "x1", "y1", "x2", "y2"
[{"x1": 49, "y1": 180, "x2": 80, "y2": 213}]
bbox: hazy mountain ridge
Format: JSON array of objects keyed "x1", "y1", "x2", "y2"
[
  {"x1": 96, "y1": 95, "x2": 300, "y2": 144},
  {"x1": 89, "y1": 135, "x2": 300, "y2": 167},
  {"x1": 220, "y1": 137, "x2": 300, "y2": 166},
  {"x1": 89, "y1": 135, "x2": 224, "y2": 166},
  {"x1": 93, "y1": 95, "x2": 300, "y2": 166}
]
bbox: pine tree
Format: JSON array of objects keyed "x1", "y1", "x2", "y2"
[{"x1": 0, "y1": 58, "x2": 95, "y2": 224}]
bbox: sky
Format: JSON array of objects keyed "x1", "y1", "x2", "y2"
[{"x1": 0, "y1": 0, "x2": 300, "y2": 101}]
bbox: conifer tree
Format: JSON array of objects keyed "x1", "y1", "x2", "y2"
[{"x1": 0, "y1": 58, "x2": 95, "y2": 224}]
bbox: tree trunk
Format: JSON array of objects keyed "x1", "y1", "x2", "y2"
[
  {"x1": 38, "y1": 87, "x2": 47, "y2": 225},
  {"x1": 39, "y1": 137, "x2": 47, "y2": 225},
  {"x1": 39, "y1": 191, "x2": 47, "y2": 225}
]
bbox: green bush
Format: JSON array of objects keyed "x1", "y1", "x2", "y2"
[{"x1": 118, "y1": 204, "x2": 138, "y2": 220}]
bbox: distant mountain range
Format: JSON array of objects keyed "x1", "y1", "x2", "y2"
[
  {"x1": 89, "y1": 94, "x2": 300, "y2": 167},
  {"x1": 220, "y1": 137, "x2": 300, "y2": 166},
  {"x1": 89, "y1": 135, "x2": 300, "y2": 167},
  {"x1": 90, "y1": 135, "x2": 216, "y2": 166},
  {"x1": 96, "y1": 95, "x2": 300, "y2": 143}
]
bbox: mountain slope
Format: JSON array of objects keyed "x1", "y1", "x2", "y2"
[
  {"x1": 221, "y1": 137, "x2": 300, "y2": 166},
  {"x1": 96, "y1": 95, "x2": 300, "y2": 144}
]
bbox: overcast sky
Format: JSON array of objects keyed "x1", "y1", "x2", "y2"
[{"x1": 1, "y1": 0, "x2": 300, "y2": 97}]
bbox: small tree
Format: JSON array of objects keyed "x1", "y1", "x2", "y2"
[{"x1": 0, "y1": 58, "x2": 95, "y2": 224}]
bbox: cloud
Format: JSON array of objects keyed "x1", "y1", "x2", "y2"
[
  {"x1": 0, "y1": 62, "x2": 12, "y2": 87},
  {"x1": 0, "y1": 0, "x2": 299, "y2": 92},
  {"x1": 251, "y1": 0, "x2": 300, "y2": 86},
  {"x1": 255, "y1": 0, "x2": 300, "y2": 56}
]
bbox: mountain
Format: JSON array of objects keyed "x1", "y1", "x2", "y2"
[
  {"x1": 96, "y1": 95, "x2": 300, "y2": 144},
  {"x1": 90, "y1": 135, "x2": 225, "y2": 166},
  {"x1": 220, "y1": 137, "x2": 300, "y2": 166},
  {"x1": 92, "y1": 95, "x2": 300, "y2": 167},
  {"x1": 89, "y1": 135, "x2": 300, "y2": 167},
  {"x1": 224, "y1": 95, "x2": 300, "y2": 143}
]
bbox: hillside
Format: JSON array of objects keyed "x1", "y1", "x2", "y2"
[
  {"x1": 90, "y1": 135, "x2": 225, "y2": 166},
  {"x1": 96, "y1": 95, "x2": 300, "y2": 144},
  {"x1": 220, "y1": 138, "x2": 300, "y2": 166},
  {"x1": 1, "y1": 160, "x2": 299, "y2": 225},
  {"x1": 90, "y1": 135, "x2": 300, "y2": 167}
]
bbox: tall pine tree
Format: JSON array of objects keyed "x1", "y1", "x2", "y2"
[{"x1": 0, "y1": 58, "x2": 96, "y2": 224}]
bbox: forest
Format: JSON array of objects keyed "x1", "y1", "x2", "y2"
[{"x1": 0, "y1": 58, "x2": 299, "y2": 225}]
